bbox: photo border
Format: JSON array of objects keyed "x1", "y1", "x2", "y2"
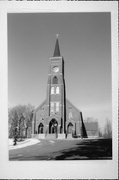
[{"x1": 0, "y1": 1, "x2": 118, "y2": 179}]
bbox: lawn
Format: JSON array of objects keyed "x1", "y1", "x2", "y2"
[{"x1": 9, "y1": 138, "x2": 112, "y2": 160}]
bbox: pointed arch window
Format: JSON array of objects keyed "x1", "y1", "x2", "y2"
[
  {"x1": 50, "y1": 102, "x2": 54, "y2": 114},
  {"x1": 51, "y1": 87, "x2": 54, "y2": 94},
  {"x1": 56, "y1": 86, "x2": 60, "y2": 94},
  {"x1": 53, "y1": 76, "x2": 58, "y2": 84},
  {"x1": 38, "y1": 123, "x2": 44, "y2": 134},
  {"x1": 56, "y1": 102, "x2": 59, "y2": 112}
]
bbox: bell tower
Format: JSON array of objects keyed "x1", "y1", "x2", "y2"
[
  {"x1": 32, "y1": 35, "x2": 88, "y2": 139},
  {"x1": 47, "y1": 36, "x2": 66, "y2": 133}
]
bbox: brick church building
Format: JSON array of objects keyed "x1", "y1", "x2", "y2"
[{"x1": 32, "y1": 37, "x2": 88, "y2": 139}]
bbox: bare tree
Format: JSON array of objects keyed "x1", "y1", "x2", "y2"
[
  {"x1": 9, "y1": 107, "x2": 19, "y2": 138},
  {"x1": 98, "y1": 127, "x2": 103, "y2": 137},
  {"x1": 8, "y1": 104, "x2": 34, "y2": 139},
  {"x1": 23, "y1": 104, "x2": 34, "y2": 138},
  {"x1": 103, "y1": 119, "x2": 112, "y2": 138}
]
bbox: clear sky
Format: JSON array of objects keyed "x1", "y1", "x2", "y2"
[{"x1": 8, "y1": 13, "x2": 111, "y2": 129}]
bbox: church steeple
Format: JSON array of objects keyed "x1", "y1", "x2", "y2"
[{"x1": 53, "y1": 34, "x2": 61, "y2": 57}]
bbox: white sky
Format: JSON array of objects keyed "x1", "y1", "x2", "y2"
[{"x1": 8, "y1": 13, "x2": 112, "y2": 129}]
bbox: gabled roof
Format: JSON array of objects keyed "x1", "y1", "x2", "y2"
[
  {"x1": 53, "y1": 37, "x2": 61, "y2": 57},
  {"x1": 34, "y1": 99, "x2": 81, "y2": 114},
  {"x1": 35, "y1": 99, "x2": 47, "y2": 113},
  {"x1": 66, "y1": 99, "x2": 81, "y2": 113}
]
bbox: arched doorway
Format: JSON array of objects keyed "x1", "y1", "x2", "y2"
[
  {"x1": 49, "y1": 119, "x2": 58, "y2": 134},
  {"x1": 67, "y1": 122, "x2": 73, "y2": 134},
  {"x1": 38, "y1": 123, "x2": 44, "y2": 134}
]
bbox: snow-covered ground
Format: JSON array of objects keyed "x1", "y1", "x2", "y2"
[{"x1": 9, "y1": 138, "x2": 40, "y2": 150}]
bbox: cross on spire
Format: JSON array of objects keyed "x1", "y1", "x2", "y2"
[{"x1": 53, "y1": 34, "x2": 61, "y2": 57}]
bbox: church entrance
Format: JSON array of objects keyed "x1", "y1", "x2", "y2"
[
  {"x1": 38, "y1": 123, "x2": 44, "y2": 134},
  {"x1": 67, "y1": 122, "x2": 73, "y2": 134},
  {"x1": 49, "y1": 119, "x2": 58, "y2": 134}
]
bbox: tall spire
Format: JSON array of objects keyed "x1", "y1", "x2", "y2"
[{"x1": 53, "y1": 34, "x2": 61, "y2": 57}]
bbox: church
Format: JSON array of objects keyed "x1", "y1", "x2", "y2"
[{"x1": 32, "y1": 37, "x2": 88, "y2": 139}]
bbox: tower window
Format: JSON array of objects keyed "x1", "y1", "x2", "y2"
[
  {"x1": 51, "y1": 87, "x2": 54, "y2": 94},
  {"x1": 56, "y1": 102, "x2": 59, "y2": 112},
  {"x1": 53, "y1": 76, "x2": 58, "y2": 84},
  {"x1": 50, "y1": 102, "x2": 54, "y2": 114},
  {"x1": 56, "y1": 87, "x2": 60, "y2": 94}
]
